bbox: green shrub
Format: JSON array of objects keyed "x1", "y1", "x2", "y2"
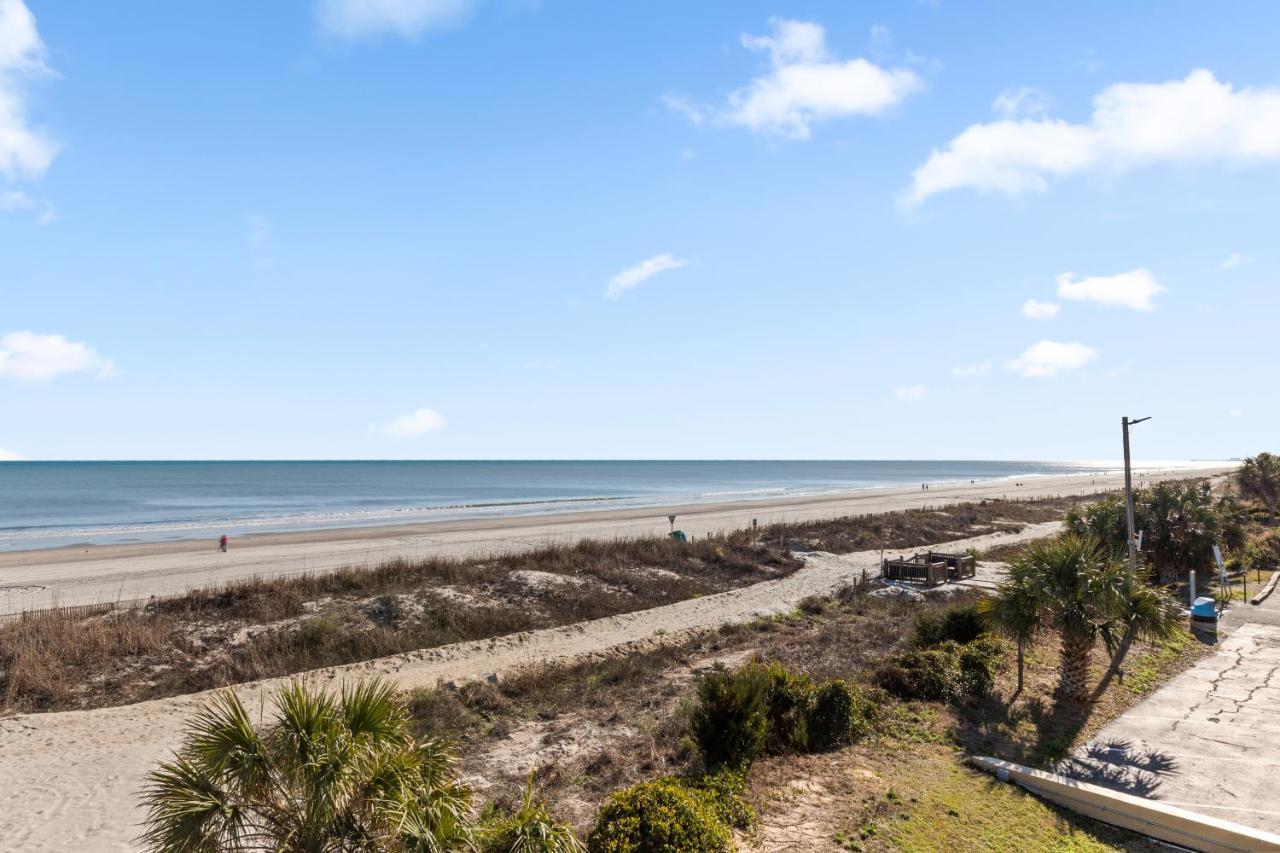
[
  {"x1": 911, "y1": 603, "x2": 985, "y2": 647},
  {"x1": 956, "y1": 636, "x2": 1004, "y2": 697},
  {"x1": 482, "y1": 774, "x2": 585, "y2": 852},
  {"x1": 676, "y1": 771, "x2": 756, "y2": 832},
  {"x1": 875, "y1": 638, "x2": 1003, "y2": 704},
  {"x1": 587, "y1": 778, "x2": 733, "y2": 853},
  {"x1": 761, "y1": 661, "x2": 815, "y2": 752},
  {"x1": 805, "y1": 680, "x2": 877, "y2": 751},
  {"x1": 689, "y1": 662, "x2": 770, "y2": 770}
]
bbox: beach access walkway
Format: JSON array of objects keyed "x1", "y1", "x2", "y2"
[
  {"x1": 0, "y1": 522, "x2": 1057, "y2": 852},
  {"x1": 1063, "y1": 590, "x2": 1280, "y2": 835}
]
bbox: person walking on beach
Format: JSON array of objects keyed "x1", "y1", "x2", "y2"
[{"x1": 219, "y1": 534, "x2": 228, "y2": 553}]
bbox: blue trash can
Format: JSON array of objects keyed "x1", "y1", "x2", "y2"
[{"x1": 1191, "y1": 596, "x2": 1217, "y2": 632}]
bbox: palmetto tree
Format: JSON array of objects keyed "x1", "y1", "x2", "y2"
[
  {"x1": 984, "y1": 535, "x2": 1182, "y2": 702},
  {"x1": 1065, "y1": 482, "x2": 1245, "y2": 584},
  {"x1": 139, "y1": 679, "x2": 475, "y2": 852},
  {"x1": 976, "y1": 571, "x2": 1040, "y2": 698},
  {"x1": 1239, "y1": 452, "x2": 1280, "y2": 509}
]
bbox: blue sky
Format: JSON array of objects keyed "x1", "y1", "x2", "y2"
[{"x1": 1, "y1": 0, "x2": 1277, "y2": 461}]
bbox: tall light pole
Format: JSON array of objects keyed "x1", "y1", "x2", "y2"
[{"x1": 1122, "y1": 416, "x2": 1151, "y2": 573}]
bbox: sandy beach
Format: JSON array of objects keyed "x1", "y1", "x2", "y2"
[
  {"x1": 0, "y1": 465, "x2": 1234, "y2": 615},
  {"x1": 0, "y1": 520, "x2": 1060, "y2": 851}
]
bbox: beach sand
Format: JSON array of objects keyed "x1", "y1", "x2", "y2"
[
  {"x1": 0, "y1": 464, "x2": 1238, "y2": 850},
  {"x1": 0, "y1": 465, "x2": 1234, "y2": 615},
  {"x1": 0, "y1": 520, "x2": 1061, "y2": 851}
]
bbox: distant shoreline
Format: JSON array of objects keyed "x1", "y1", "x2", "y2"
[
  {"x1": 0, "y1": 463, "x2": 1237, "y2": 614},
  {"x1": 0, "y1": 458, "x2": 1232, "y2": 553}
]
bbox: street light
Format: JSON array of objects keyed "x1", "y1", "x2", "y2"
[{"x1": 1122, "y1": 416, "x2": 1151, "y2": 574}]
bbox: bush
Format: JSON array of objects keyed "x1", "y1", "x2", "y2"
[
  {"x1": 676, "y1": 771, "x2": 757, "y2": 832},
  {"x1": 805, "y1": 680, "x2": 877, "y2": 751},
  {"x1": 761, "y1": 661, "x2": 815, "y2": 752},
  {"x1": 689, "y1": 662, "x2": 770, "y2": 770},
  {"x1": 875, "y1": 638, "x2": 1003, "y2": 704},
  {"x1": 957, "y1": 637, "x2": 1004, "y2": 697},
  {"x1": 911, "y1": 603, "x2": 986, "y2": 647},
  {"x1": 587, "y1": 778, "x2": 734, "y2": 853},
  {"x1": 481, "y1": 774, "x2": 585, "y2": 853}
]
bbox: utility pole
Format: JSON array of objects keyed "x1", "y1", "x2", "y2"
[{"x1": 1122, "y1": 416, "x2": 1151, "y2": 574}]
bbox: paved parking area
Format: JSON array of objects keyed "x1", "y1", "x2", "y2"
[{"x1": 1064, "y1": 615, "x2": 1280, "y2": 833}]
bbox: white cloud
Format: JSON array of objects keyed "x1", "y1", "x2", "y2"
[
  {"x1": 1056, "y1": 268, "x2": 1164, "y2": 311},
  {"x1": 1006, "y1": 340, "x2": 1098, "y2": 378},
  {"x1": 1222, "y1": 252, "x2": 1252, "y2": 269},
  {"x1": 951, "y1": 361, "x2": 991, "y2": 378},
  {"x1": 317, "y1": 0, "x2": 478, "y2": 40},
  {"x1": 909, "y1": 69, "x2": 1280, "y2": 203},
  {"x1": 380, "y1": 407, "x2": 446, "y2": 437},
  {"x1": 0, "y1": 331, "x2": 116, "y2": 382},
  {"x1": 992, "y1": 86, "x2": 1048, "y2": 118},
  {"x1": 0, "y1": 447, "x2": 23, "y2": 461},
  {"x1": 1021, "y1": 299, "x2": 1060, "y2": 319},
  {"x1": 667, "y1": 18, "x2": 921, "y2": 140},
  {"x1": 0, "y1": 0, "x2": 57, "y2": 183},
  {"x1": 605, "y1": 253, "x2": 689, "y2": 300},
  {"x1": 894, "y1": 384, "x2": 926, "y2": 401}
]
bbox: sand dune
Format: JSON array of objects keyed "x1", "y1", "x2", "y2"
[{"x1": 0, "y1": 521, "x2": 1061, "y2": 852}]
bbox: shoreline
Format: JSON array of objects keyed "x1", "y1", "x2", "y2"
[
  {"x1": 0, "y1": 460, "x2": 1230, "y2": 554},
  {"x1": 0, "y1": 464, "x2": 1235, "y2": 614}
]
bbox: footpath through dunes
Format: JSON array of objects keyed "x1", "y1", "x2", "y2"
[
  {"x1": 0, "y1": 465, "x2": 1233, "y2": 615},
  {"x1": 0, "y1": 521, "x2": 1060, "y2": 852}
]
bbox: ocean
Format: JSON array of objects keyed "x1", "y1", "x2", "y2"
[{"x1": 0, "y1": 459, "x2": 1220, "y2": 551}]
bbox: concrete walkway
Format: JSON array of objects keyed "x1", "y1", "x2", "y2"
[{"x1": 1065, "y1": 599, "x2": 1280, "y2": 834}]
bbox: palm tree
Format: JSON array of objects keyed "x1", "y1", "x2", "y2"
[
  {"x1": 977, "y1": 571, "x2": 1040, "y2": 698},
  {"x1": 139, "y1": 679, "x2": 475, "y2": 852},
  {"x1": 1239, "y1": 452, "x2": 1280, "y2": 509},
  {"x1": 1091, "y1": 578, "x2": 1184, "y2": 700},
  {"x1": 986, "y1": 534, "x2": 1182, "y2": 702}
]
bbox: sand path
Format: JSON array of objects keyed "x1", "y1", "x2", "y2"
[
  {"x1": 0, "y1": 521, "x2": 1061, "y2": 852},
  {"x1": 0, "y1": 466, "x2": 1231, "y2": 615}
]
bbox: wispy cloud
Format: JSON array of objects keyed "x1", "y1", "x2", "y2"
[
  {"x1": 951, "y1": 361, "x2": 991, "y2": 378},
  {"x1": 666, "y1": 19, "x2": 921, "y2": 140},
  {"x1": 0, "y1": 1, "x2": 58, "y2": 184},
  {"x1": 1007, "y1": 340, "x2": 1098, "y2": 378},
  {"x1": 0, "y1": 331, "x2": 116, "y2": 382},
  {"x1": 1021, "y1": 299, "x2": 1060, "y2": 319},
  {"x1": 1056, "y1": 268, "x2": 1164, "y2": 311},
  {"x1": 894, "y1": 384, "x2": 926, "y2": 401},
  {"x1": 908, "y1": 70, "x2": 1280, "y2": 203},
  {"x1": 317, "y1": 0, "x2": 479, "y2": 41},
  {"x1": 0, "y1": 448, "x2": 23, "y2": 461},
  {"x1": 605, "y1": 254, "x2": 689, "y2": 300},
  {"x1": 378, "y1": 407, "x2": 446, "y2": 437},
  {"x1": 1222, "y1": 252, "x2": 1252, "y2": 269},
  {"x1": 992, "y1": 85, "x2": 1049, "y2": 118}
]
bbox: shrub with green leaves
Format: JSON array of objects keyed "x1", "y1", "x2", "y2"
[
  {"x1": 761, "y1": 661, "x2": 815, "y2": 752},
  {"x1": 676, "y1": 771, "x2": 757, "y2": 833},
  {"x1": 805, "y1": 680, "x2": 877, "y2": 751},
  {"x1": 956, "y1": 636, "x2": 1004, "y2": 697},
  {"x1": 586, "y1": 777, "x2": 736, "y2": 853},
  {"x1": 482, "y1": 774, "x2": 584, "y2": 853},
  {"x1": 910, "y1": 603, "x2": 986, "y2": 647},
  {"x1": 689, "y1": 662, "x2": 770, "y2": 770},
  {"x1": 875, "y1": 638, "x2": 1003, "y2": 704}
]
